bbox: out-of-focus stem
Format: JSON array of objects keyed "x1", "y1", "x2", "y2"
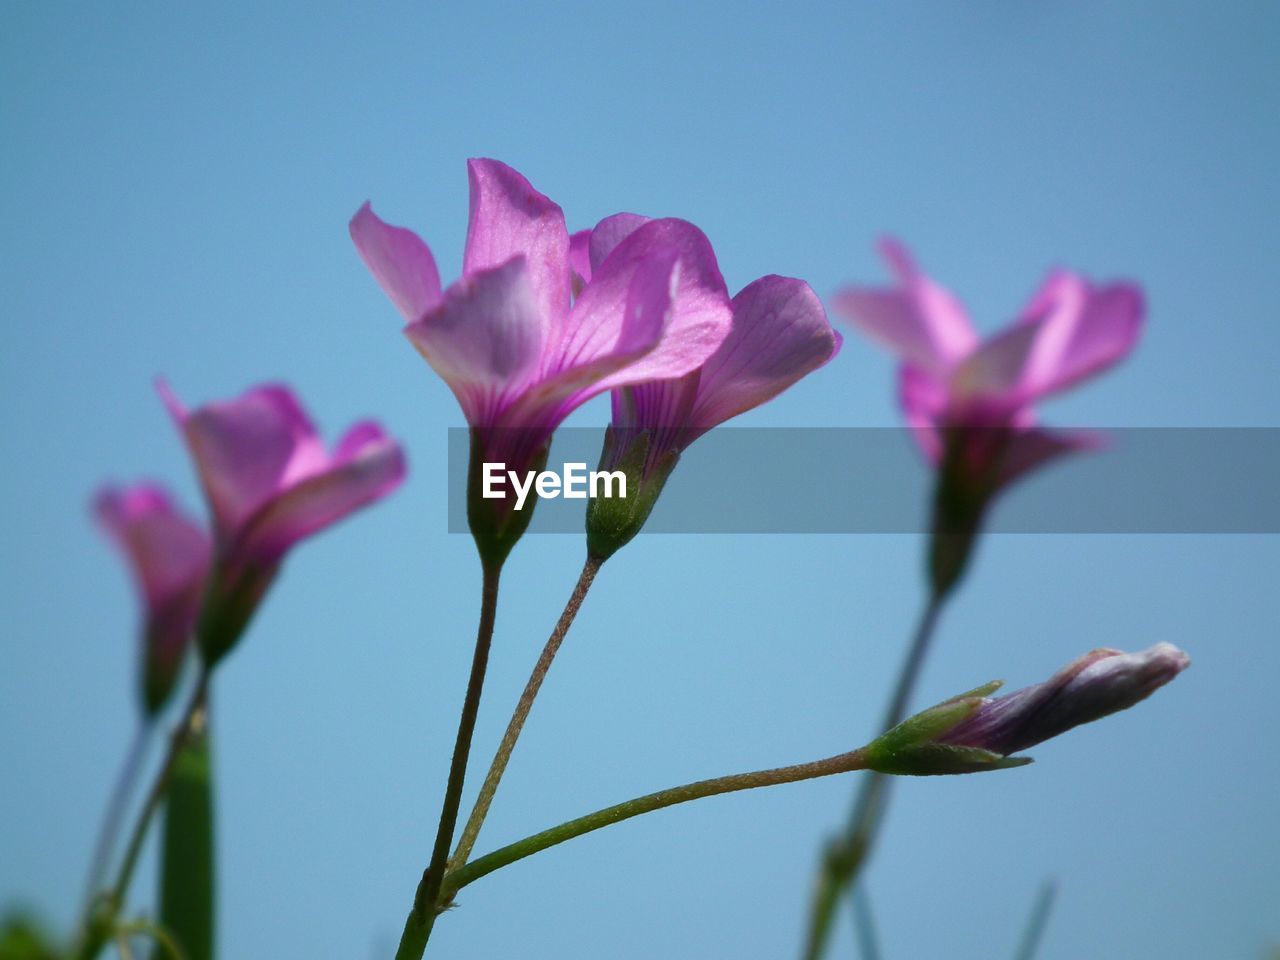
[
  {"x1": 802, "y1": 591, "x2": 948, "y2": 960},
  {"x1": 82, "y1": 720, "x2": 151, "y2": 910}
]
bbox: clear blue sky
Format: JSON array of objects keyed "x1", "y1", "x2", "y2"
[{"x1": 2, "y1": 2, "x2": 1277, "y2": 958}]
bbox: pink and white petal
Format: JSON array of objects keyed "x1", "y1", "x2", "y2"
[
  {"x1": 463, "y1": 158, "x2": 571, "y2": 327},
  {"x1": 160, "y1": 381, "x2": 327, "y2": 537},
  {"x1": 349, "y1": 203, "x2": 444, "y2": 322},
  {"x1": 559, "y1": 218, "x2": 733, "y2": 394},
  {"x1": 568, "y1": 229, "x2": 593, "y2": 291},
  {"x1": 238, "y1": 432, "x2": 406, "y2": 562},
  {"x1": 688, "y1": 276, "x2": 841, "y2": 435},
  {"x1": 404, "y1": 258, "x2": 549, "y2": 428},
  {"x1": 899, "y1": 364, "x2": 948, "y2": 462},
  {"x1": 878, "y1": 237, "x2": 978, "y2": 366},
  {"x1": 588, "y1": 213, "x2": 651, "y2": 274}
]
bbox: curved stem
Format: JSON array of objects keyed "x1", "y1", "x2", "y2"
[
  {"x1": 442, "y1": 747, "x2": 871, "y2": 901},
  {"x1": 449, "y1": 554, "x2": 601, "y2": 871},
  {"x1": 82, "y1": 720, "x2": 151, "y2": 910},
  {"x1": 802, "y1": 590, "x2": 947, "y2": 960},
  {"x1": 396, "y1": 562, "x2": 503, "y2": 957}
]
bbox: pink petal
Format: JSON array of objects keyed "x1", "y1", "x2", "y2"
[
  {"x1": 463, "y1": 158, "x2": 571, "y2": 330},
  {"x1": 998, "y1": 427, "x2": 1102, "y2": 489},
  {"x1": 558, "y1": 218, "x2": 733, "y2": 394},
  {"x1": 94, "y1": 484, "x2": 211, "y2": 614},
  {"x1": 588, "y1": 213, "x2": 651, "y2": 274},
  {"x1": 160, "y1": 380, "x2": 327, "y2": 539},
  {"x1": 403, "y1": 258, "x2": 550, "y2": 428},
  {"x1": 500, "y1": 245, "x2": 683, "y2": 429},
  {"x1": 1016, "y1": 272, "x2": 1145, "y2": 400},
  {"x1": 237, "y1": 422, "x2": 407, "y2": 560},
  {"x1": 834, "y1": 238, "x2": 977, "y2": 376},
  {"x1": 94, "y1": 483, "x2": 211, "y2": 703},
  {"x1": 949, "y1": 321, "x2": 1044, "y2": 412},
  {"x1": 349, "y1": 203, "x2": 444, "y2": 322},
  {"x1": 899, "y1": 363, "x2": 949, "y2": 462},
  {"x1": 686, "y1": 275, "x2": 841, "y2": 437},
  {"x1": 568, "y1": 228, "x2": 593, "y2": 292}
]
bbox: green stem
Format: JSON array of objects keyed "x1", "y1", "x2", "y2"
[
  {"x1": 396, "y1": 562, "x2": 503, "y2": 957},
  {"x1": 82, "y1": 720, "x2": 151, "y2": 911},
  {"x1": 448, "y1": 554, "x2": 601, "y2": 872},
  {"x1": 802, "y1": 590, "x2": 948, "y2": 960},
  {"x1": 73, "y1": 670, "x2": 211, "y2": 960},
  {"x1": 441, "y1": 747, "x2": 871, "y2": 902}
]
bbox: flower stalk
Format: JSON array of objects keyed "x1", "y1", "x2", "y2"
[{"x1": 449, "y1": 554, "x2": 603, "y2": 873}]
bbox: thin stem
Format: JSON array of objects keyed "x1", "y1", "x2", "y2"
[
  {"x1": 441, "y1": 747, "x2": 871, "y2": 901},
  {"x1": 73, "y1": 670, "x2": 210, "y2": 960},
  {"x1": 449, "y1": 554, "x2": 601, "y2": 871},
  {"x1": 397, "y1": 562, "x2": 503, "y2": 956},
  {"x1": 110, "y1": 671, "x2": 210, "y2": 909},
  {"x1": 82, "y1": 720, "x2": 151, "y2": 910},
  {"x1": 1011, "y1": 880, "x2": 1057, "y2": 960},
  {"x1": 802, "y1": 590, "x2": 948, "y2": 960}
]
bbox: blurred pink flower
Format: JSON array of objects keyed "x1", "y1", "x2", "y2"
[
  {"x1": 349, "y1": 159, "x2": 735, "y2": 474},
  {"x1": 159, "y1": 380, "x2": 406, "y2": 660},
  {"x1": 834, "y1": 238, "x2": 1144, "y2": 485},
  {"x1": 94, "y1": 484, "x2": 211, "y2": 713}
]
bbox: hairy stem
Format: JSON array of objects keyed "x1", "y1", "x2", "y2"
[
  {"x1": 442, "y1": 747, "x2": 871, "y2": 900},
  {"x1": 449, "y1": 555, "x2": 601, "y2": 871},
  {"x1": 396, "y1": 562, "x2": 503, "y2": 957}
]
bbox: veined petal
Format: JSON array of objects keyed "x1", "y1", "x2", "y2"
[
  {"x1": 159, "y1": 380, "x2": 327, "y2": 539},
  {"x1": 687, "y1": 276, "x2": 841, "y2": 437},
  {"x1": 404, "y1": 258, "x2": 549, "y2": 428},
  {"x1": 500, "y1": 246, "x2": 682, "y2": 429},
  {"x1": 464, "y1": 158, "x2": 571, "y2": 329},
  {"x1": 559, "y1": 218, "x2": 733, "y2": 394},
  {"x1": 238, "y1": 422, "x2": 406, "y2": 561},
  {"x1": 349, "y1": 203, "x2": 444, "y2": 322}
]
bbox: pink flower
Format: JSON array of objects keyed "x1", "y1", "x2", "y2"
[
  {"x1": 94, "y1": 484, "x2": 211, "y2": 714},
  {"x1": 577, "y1": 214, "x2": 842, "y2": 558},
  {"x1": 159, "y1": 380, "x2": 406, "y2": 662},
  {"x1": 834, "y1": 238, "x2": 1144, "y2": 483},
  {"x1": 836, "y1": 239, "x2": 1145, "y2": 592},
  {"x1": 349, "y1": 159, "x2": 735, "y2": 479}
]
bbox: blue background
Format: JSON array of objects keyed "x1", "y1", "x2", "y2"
[{"x1": 2, "y1": 2, "x2": 1277, "y2": 958}]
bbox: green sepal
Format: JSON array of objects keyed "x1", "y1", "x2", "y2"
[
  {"x1": 584, "y1": 428, "x2": 679, "y2": 562},
  {"x1": 197, "y1": 558, "x2": 277, "y2": 669},
  {"x1": 867, "y1": 743, "x2": 1034, "y2": 777},
  {"x1": 467, "y1": 429, "x2": 549, "y2": 570}
]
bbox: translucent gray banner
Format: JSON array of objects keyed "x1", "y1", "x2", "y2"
[{"x1": 446, "y1": 428, "x2": 1280, "y2": 534}]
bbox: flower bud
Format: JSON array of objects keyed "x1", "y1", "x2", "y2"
[{"x1": 865, "y1": 644, "x2": 1190, "y2": 776}]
